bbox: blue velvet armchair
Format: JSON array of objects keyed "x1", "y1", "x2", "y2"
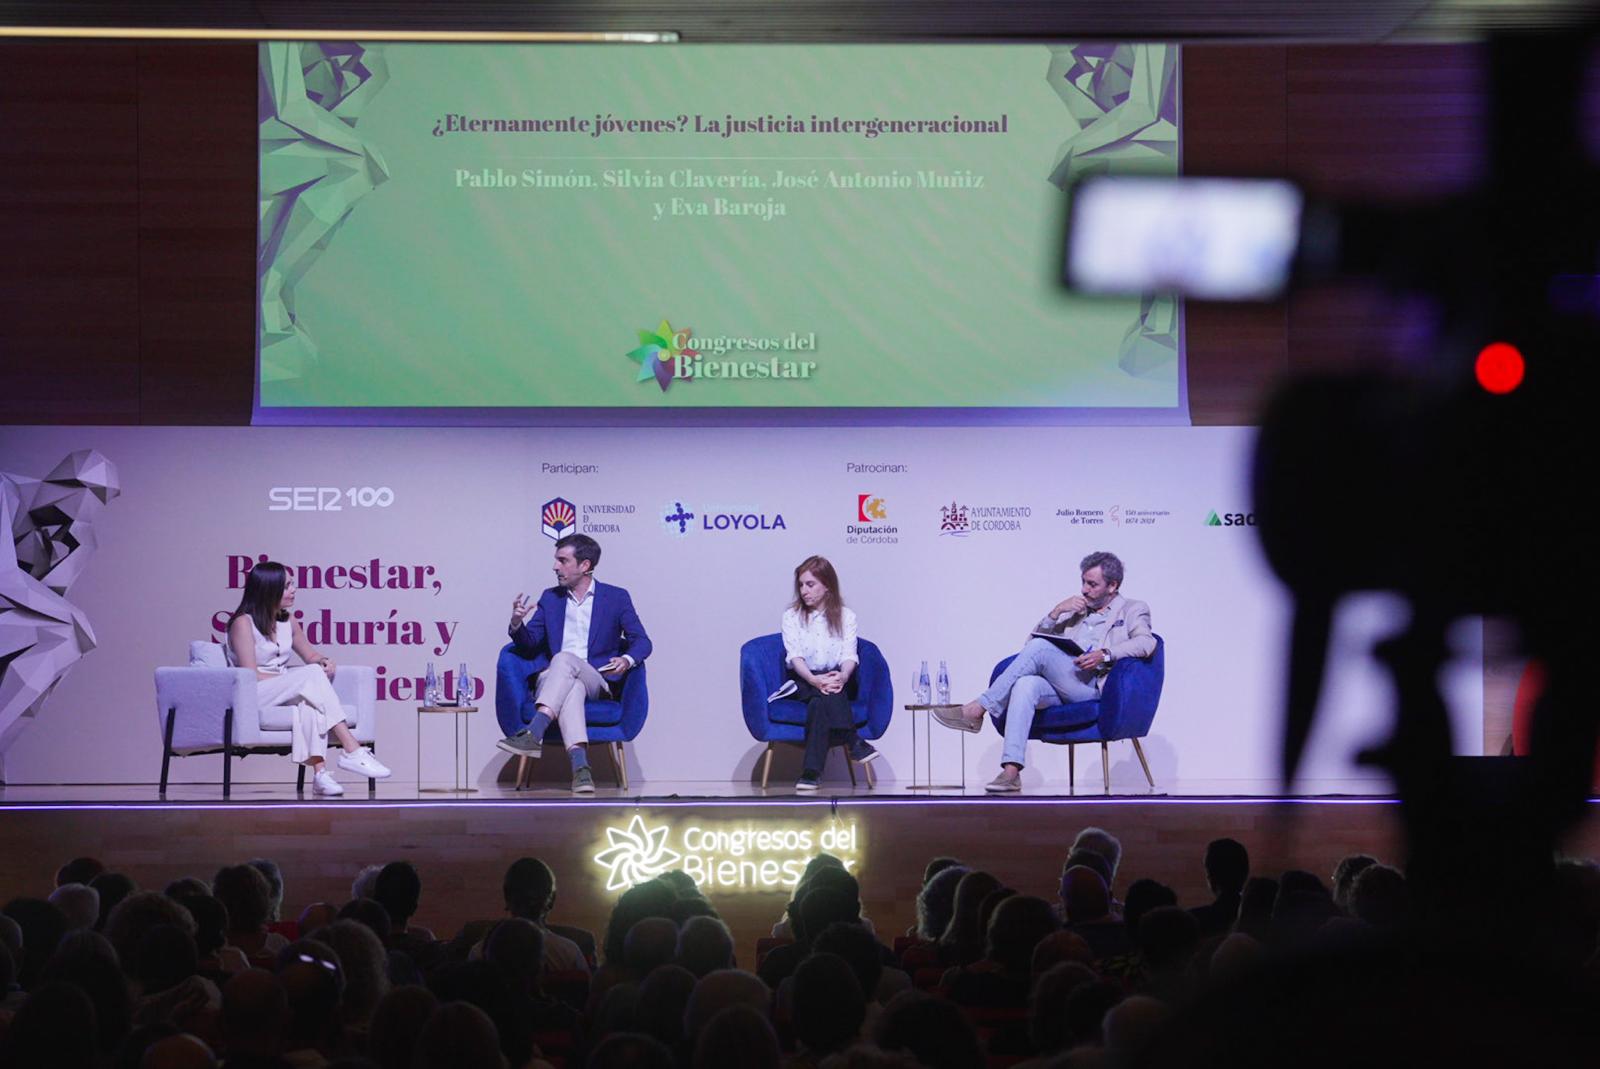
[
  {"x1": 989, "y1": 634, "x2": 1164, "y2": 792},
  {"x1": 739, "y1": 633, "x2": 893, "y2": 789},
  {"x1": 495, "y1": 642, "x2": 649, "y2": 789}
]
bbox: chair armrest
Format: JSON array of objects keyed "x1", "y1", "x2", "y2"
[
  {"x1": 1096, "y1": 646, "x2": 1164, "y2": 739},
  {"x1": 615, "y1": 662, "x2": 649, "y2": 741},
  {"x1": 740, "y1": 635, "x2": 789, "y2": 741},
  {"x1": 855, "y1": 639, "x2": 894, "y2": 739},
  {"x1": 154, "y1": 667, "x2": 259, "y2": 752}
]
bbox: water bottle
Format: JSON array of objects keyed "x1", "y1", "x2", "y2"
[
  {"x1": 936, "y1": 660, "x2": 951, "y2": 705},
  {"x1": 424, "y1": 662, "x2": 439, "y2": 706},
  {"x1": 457, "y1": 661, "x2": 471, "y2": 704},
  {"x1": 917, "y1": 660, "x2": 931, "y2": 705}
]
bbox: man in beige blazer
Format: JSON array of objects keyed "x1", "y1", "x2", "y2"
[{"x1": 935, "y1": 551, "x2": 1155, "y2": 792}]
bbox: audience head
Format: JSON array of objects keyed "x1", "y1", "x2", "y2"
[
  {"x1": 128, "y1": 923, "x2": 198, "y2": 995},
  {"x1": 1204, "y1": 837, "x2": 1251, "y2": 896},
  {"x1": 657, "y1": 869, "x2": 701, "y2": 898},
  {"x1": 415, "y1": 1000, "x2": 506, "y2": 1069},
  {"x1": 137, "y1": 1033, "x2": 217, "y2": 1069},
  {"x1": 588, "y1": 1032, "x2": 675, "y2": 1069},
  {"x1": 297, "y1": 901, "x2": 338, "y2": 938},
  {"x1": 635, "y1": 963, "x2": 696, "y2": 1046},
  {"x1": 676, "y1": 914, "x2": 734, "y2": 977},
  {"x1": 374, "y1": 860, "x2": 423, "y2": 930},
  {"x1": 175, "y1": 895, "x2": 227, "y2": 957},
  {"x1": 1137, "y1": 905, "x2": 1201, "y2": 974},
  {"x1": 246, "y1": 858, "x2": 285, "y2": 923},
  {"x1": 104, "y1": 892, "x2": 196, "y2": 973},
  {"x1": 483, "y1": 917, "x2": 545, "y2": 992},
  {"x1": 1207, "y1": 931, "x2": 1264, "y2": 985},
  {"x1": 0, "y1": 911, "x2": 22, "y2": 961},
  {"x1": 793, "y1": 952, "x2": 866, "y2": 1054},
  {"x1": 1332, "y1": 853, "x2": 1380, "y2": 912},
  {"x1": 1030, "y1": 961, "x2": 1098, "y2": 1054},
  {"x1": 1063, "y1": 847, "x2": 1115, "y2": 889},
  {"x1": 275, "y1": 939, "x2": 345, "y2": 1053},
  {"x1": 57, "y1": 857, "x2": 106, "y2": 888},
  {"x1": 318, "y1": 919, "x2": 390, "y2": 1025},
  {"x1": 796, "y1": 884, "x2": 862, "y2": 944},
  {"x1": 1031, "y1": 929, "x2": 1094, "y2": 975},
  {"x1": 502, "y1": 857, "x2": 557, "y2": 922},
  {"x1": 874, "y1": 989, "x2": 984, "y2": 1069},
  {"x1": 49, "y1": 883, "x2": 100, "y2": 932},
  {"x1": 1348, "y1": 863, "x2": 1408, "y2": 929},
  {"x1": 922, "y1": 856, "x2": 963, "y2": 887},
  {"x1": 0, "y1": 938, "x2": 15, "y2": 995},
  {"x1": 39, "y1": 932, "x2": 130, "y2": 1055},
  {"x1": 1062, "y1": 978, "x2": 1124, "y2": 1049},
  {"x1": 1235, "y1": 877, "x2": 1279, "y2": 939},
  {"x1": 941, "y1": 870, "x2": 1002, "y2": 947},
  {"x1": 667, "y1": 894, "x2": 718, "y2": 925},
  {"x1": 1102, "y1": 994, "x2": 1172, "y2": 1062},
  {"x1": 1060, "y1": 866, "x2": 1112, "y2": 924},
  {"x1": 336, "y1": 896, "x2": 393, "y2": 943},
  {"x1": 693, "y1": 1003, "x2": 780, "y2": 1069},
  {"x1": 624, "y1": 916, "x2": 680, "y2": 977},
  {"x1": 427, "y1": 960, "x2": 535, "y2": 1068},
  {"x1": 350, "y1": 863, "x2": 383, "y2": 903},
  {"x1": 683, "y1": 968, "x2": 771, "y2": 1040},
  {"x1": 90, "y1": 872, "x2": 136, "y2": 930},
  {"x1": 811, "y1": 920, "x2": 885, "y2": 1002},
  {"x1": 1071, "y1": 826, "x2": 1123, "y2": 880},
  {"x1": 986, "y1": 894, "x2": 1061, "y2": 973},
  {"x1": 162, "y1": 877, "x2": 210, "y2": 901},
  {"x1": 0, "y1": 980, "x2": 100, "y2": 1069},
  {"x1": 915, "y1": 865, "x2": 968, "y2": 940},
  {"x1": 1123, "y1": 878, "x2": 1179, "y2": 933},
  {"x1": 368, "y1": 984, "x2": 439, "y2": 1069},
  {"x1": 220, "y1": 968, "x2": 288, "y2": 1059},
  {"x1": 604, "y1": 879, "x2": 678, "y2": 965},
  {"x1": 211, "y1": 864, "x2": 272, "y2": 935}
]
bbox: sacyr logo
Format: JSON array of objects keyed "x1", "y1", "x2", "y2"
[
  {"x1": 662, "y1": 501, "x2": 697, "y2": 535},
  {"x1": 541, "y1": 498, "x2": 578, "y2": 540},
  {"x1": 593, "y1": 815, "x2": 683, "y2": 891},
  {"x1": 627, "y1": 319, "x2": 699, "y2": 392},
  {"x1": 857, "y1": 494, "x2": 888, "y2": 523},
  {"x1": 1207, "y1": 510, "x2": 1257, "y2": 527}
]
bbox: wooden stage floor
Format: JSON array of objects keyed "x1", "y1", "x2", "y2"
[{"x1": 6, "y1": 782, "x2": 1597, "y2": 962}]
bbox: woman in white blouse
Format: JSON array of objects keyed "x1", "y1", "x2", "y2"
[
  {"x1": 781, "y1": 555, "x2": 878, "y2": 791},
  {"x1": 226, "y1": 561, "x2": 392, "y2": 796}
]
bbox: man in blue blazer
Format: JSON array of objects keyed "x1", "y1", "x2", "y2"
[{"x1": 494, "y1": 534, "x2": 652, "y2": 793}]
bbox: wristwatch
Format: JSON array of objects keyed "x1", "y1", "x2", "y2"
[{"x1": 1101, "y1": 650, "x2": 1114, "y2": 667}]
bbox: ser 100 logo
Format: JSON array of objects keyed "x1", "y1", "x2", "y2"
[{"x1": 269, "y1": 487, "x2": 395, "y2": 511}]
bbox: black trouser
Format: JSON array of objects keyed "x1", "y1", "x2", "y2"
[{"x1": 789, "y1": 673, "x2": 861, "y2": 776}]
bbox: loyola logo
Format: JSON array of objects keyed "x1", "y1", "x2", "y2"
[
  {"x1": 627, "y1": 320, "x2": 698, "y2": 393},
  {"x1": 1206, "y1": 510, "x2": 1257, "y2": 527},
  {"x1": 661, "y1": 500, "x2": 788, "y2": 536}
]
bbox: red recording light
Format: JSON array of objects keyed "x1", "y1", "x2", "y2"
[{"x1": 1475, "y1": 342, "x2": 1525, "y2": 394}]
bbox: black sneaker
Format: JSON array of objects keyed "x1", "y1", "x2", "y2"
[
  {"x1": 795, "y1": 772, "x2": 820, "y2": 792},
  {"x1": 848, "y1": 739, "x2": 880, "y2": 764},
  {"x1": 572, "y1": 767, "x2": 595, "y2": 794},
  {"x1": 495, "y1": 730, "x2": 542, "y2": 758}
]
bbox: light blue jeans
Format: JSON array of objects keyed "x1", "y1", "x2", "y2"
[{"x1": 979, "y1": 638, "x2": 1100, "y2": 768}]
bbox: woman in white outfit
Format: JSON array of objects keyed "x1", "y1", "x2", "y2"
[{"x1": 226, "y1": 561, "x2": 392, "y2": 796}]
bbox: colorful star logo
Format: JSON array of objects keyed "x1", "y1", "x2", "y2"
[
  {"x1": 593, "y1": 815, "x2": 684, "y2": 891},
  {"x1": 626, "y1": 319, "x2": 699, "y2": 392}
]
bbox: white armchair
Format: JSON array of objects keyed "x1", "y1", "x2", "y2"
[{"x1": 154, "y1": 641, "x2": 378, "y2": 797}]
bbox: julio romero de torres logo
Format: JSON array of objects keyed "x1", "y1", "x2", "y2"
[
  {"x1": 626, "y1": 318, "x2": 817, "y2": 392},
  {"x1": 541, "y1": 498, "x2": 578, "y2": 540}
]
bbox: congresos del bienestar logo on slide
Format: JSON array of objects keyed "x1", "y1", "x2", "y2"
[{"x1": 625, "y1": 319, "x2": 818, "y2": 392}]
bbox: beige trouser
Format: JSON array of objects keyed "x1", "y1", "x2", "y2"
[
  {"x1": 534, "y1": 652, "x2": 609, "y2": 749},
  {"x1": 257, "y1": 665, "x2": 346, "y2": 764}
]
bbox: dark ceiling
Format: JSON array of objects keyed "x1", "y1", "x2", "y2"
[{"x1": 1, "y1": 0, "x2": 1597, "y2": 43}]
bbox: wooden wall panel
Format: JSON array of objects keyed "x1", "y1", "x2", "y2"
[{"x1": 0, "y1": 42, "x2": 142, "y2": 424}]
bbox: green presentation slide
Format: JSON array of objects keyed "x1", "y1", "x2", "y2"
[{"x1": 258, "y1": 43, "x2": 1181, "y2": 412}]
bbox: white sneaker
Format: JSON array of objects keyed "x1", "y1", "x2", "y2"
[
  {"x1": 312, "y1": 768, "x2": 345, "y2": 796},
  {"x1": 337, "y1": 747, "x2": 392, "y2": 779}
]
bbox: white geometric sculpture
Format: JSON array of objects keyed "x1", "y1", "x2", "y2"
[{"x1": 0, "y1": 450, "x2": 120, "y2": 783}]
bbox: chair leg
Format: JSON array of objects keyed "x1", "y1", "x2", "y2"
[
  {"x1": 1068, "y1": 743, "x2": 1075, "y2": 791},
  {"x1": 222, "y1": 707, "x2": 234, "y2": 800},
  {"x1": 296, "y1": 764, "x2": 306, "y2": 793},
  {"x1": 864, "y1": 757, "x2": 876, "y2": 789},
  {"x1": 515, "y1": 755, "x2": 529, "y2": 791},
  {"x1": 613, "y1": 742, "x2": 629, "y2": 791},
  {"x1": 368, "y1": 739, "x2": 377, "y2": 797},
  {"x1": 760, "y1": 745, "x2": 774, "y2": 790},
  {"x1": 160, "y1": 708, "x2": 175, "y2": 798},
  {"x1": 1100, "y1": 742, "x2": 1110, "y2": 794},
  {"x1": 1131, "y1": 738, "x2": 1155, "y2": 788},
  {"x1": 843, "y1": 745, "x2": 858, "y2": 787}
]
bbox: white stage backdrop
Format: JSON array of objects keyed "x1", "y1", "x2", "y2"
[{"x1": 0, "y1": 426, "x2": 1482, "y2": 790}]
